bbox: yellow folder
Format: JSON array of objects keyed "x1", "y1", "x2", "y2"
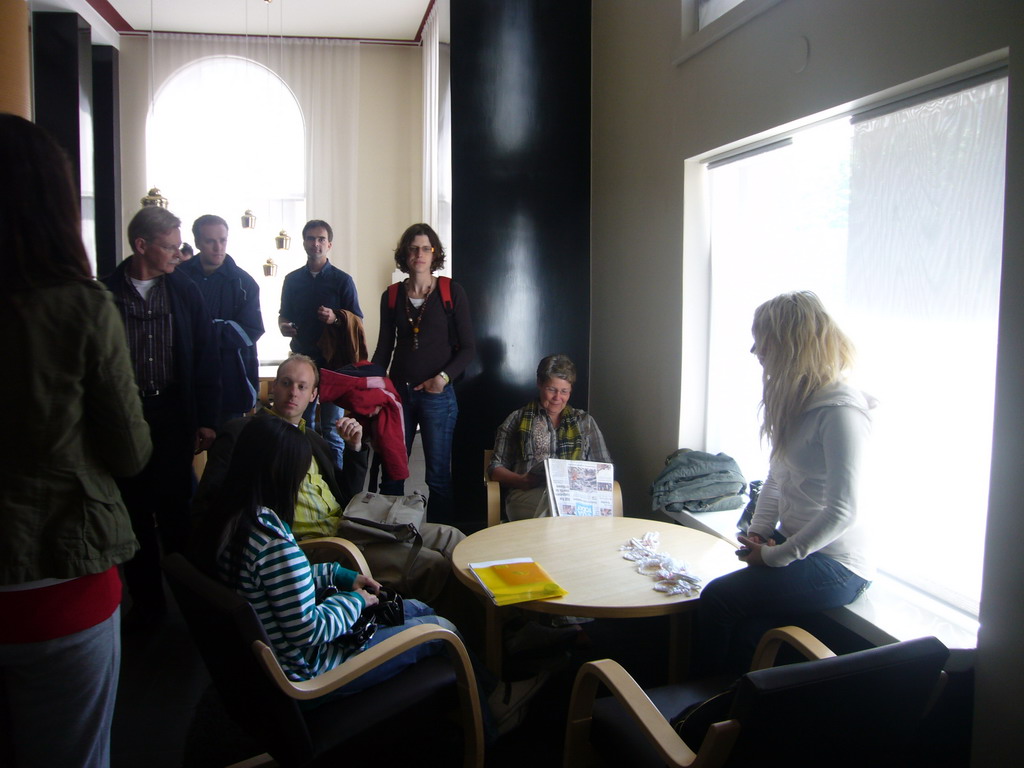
[{"x1": 469, "y1": 557, "x2": 568, "y2": 606}]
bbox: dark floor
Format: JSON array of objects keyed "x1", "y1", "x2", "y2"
[
  {"x1": 111, "y1": 581, "x2": 674, "y2": 767},
  {"x1": 111, "y1": 434, "x2": 676, "y2": 767}
]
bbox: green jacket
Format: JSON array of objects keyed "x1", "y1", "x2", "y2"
[{"x1": 0, "y1": 281, "x2": 152, "y2": 584}]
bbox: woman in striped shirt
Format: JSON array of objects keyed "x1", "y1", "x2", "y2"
[{"x1": 194, "y1": 416, "x2": 457, "y2": 688}]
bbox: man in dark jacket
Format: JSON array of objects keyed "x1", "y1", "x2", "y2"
[
  {"x1": 101, "y1": 206, "x2": 221, "y2": 626},
  {"x1": 180, "y1": 214, "x2": 264, "y2": 427}
]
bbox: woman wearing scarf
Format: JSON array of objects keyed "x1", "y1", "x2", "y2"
[{"x1": 488, "y1": 355, "x2": 611, "y2": 520}]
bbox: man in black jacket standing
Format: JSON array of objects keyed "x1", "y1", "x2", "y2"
[
  {"x1": 180, "y1": 214, "x2": 264, "y2": 428},
  {"x1": 102, "y1": 206, "x2": 221, "y2": 626}
]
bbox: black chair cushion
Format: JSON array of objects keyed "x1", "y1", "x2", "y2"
[
  {"x1": 163, "y1": 553, "x2": 464, "y2": 768},
  {"x1": 590, "y1": 674, "x2": 734, "y2": 767},
  {"x1": 726, "y1": 636, "x2": 949, "y2": 767},
  {"x1": 304, "y1": 654, "x2": 457, "y2": 756},
  {"x1": 587, "y1": 637, "x2": 947, "y2": 768}
]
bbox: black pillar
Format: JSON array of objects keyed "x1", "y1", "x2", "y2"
[
  {"x1": 450, "y1": 0, "x2": 592, "y2": 531},
  {"x1": 92, "y1": 45, "x2": 122, "y2": 277},
  {"x1": 32, "y1": 12, "x2": 103, "y2": 272},
  {"x1": 32, "y1": 13, "x2": 88, "y2": 188}
]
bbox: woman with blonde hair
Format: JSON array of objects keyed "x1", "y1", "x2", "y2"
[{"x1": 696, "y1": 291, "x2": 875, "y2": 674}]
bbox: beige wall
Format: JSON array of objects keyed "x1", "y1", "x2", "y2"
[
  {"x1": 0, "y1": 0, "x2": 30, "y2": 118},
  {"x1": 590, "y1": 0, "x2": 1024, "y2": 763},
  {"x1": 591, "y1": 0, "x2": 687, "y2": 520},
  {"x1": 355, "y1": 43, "x2": 423, "y2": 350},
  {"x1": 117, "y1": 36, "x2": 149, "y2": 250}
]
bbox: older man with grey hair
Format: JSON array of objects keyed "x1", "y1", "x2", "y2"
[{"x1": 101, "y1": 206, "x2": 221, "y2": 628}]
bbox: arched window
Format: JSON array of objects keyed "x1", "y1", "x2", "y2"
[{"x1": 147, "y1": 55, "x2": 304, "y2": 363}]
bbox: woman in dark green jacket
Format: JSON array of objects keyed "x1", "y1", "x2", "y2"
[{"x1": 0, "y1": 114, "x2": 152, "y2": 768}]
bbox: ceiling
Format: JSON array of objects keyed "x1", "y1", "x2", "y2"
[{"x1": 83, "y1": 0, "x2": 448, "y2": 43}]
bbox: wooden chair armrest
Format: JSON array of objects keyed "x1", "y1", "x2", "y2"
[
  {"x1": 254, "y1": 624, "x2": 484, "y2": 767},
  {"x1": 485, "y1": 478, "x2": 502, "y2": 527},
  {"x1": 564, "y1": 659, "x2": 739, "y2": 768},
  {"x1": 749, "y1": 625, "x2": 836, "y2": 671},
  {"x1": 298, "y1": 536, "x2": 371, "y2": 576},
  {"x1": 483, "y1": 449, "x2": 502, "y2": 527}
]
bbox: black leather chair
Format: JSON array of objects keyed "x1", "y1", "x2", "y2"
[
  {"x1": 163, "y1": 538, "x2": 484, "y2": 768},
  {"x1": 563, "y1": 626, "x2": 948, "y2": 768}
]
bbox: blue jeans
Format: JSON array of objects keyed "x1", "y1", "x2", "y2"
[
  {"x1": 381, "y1": 384, "x2": 458, "y2": 524},
  {"x1": 337, "y1": 599, "x2": 458, "y2": 694},
  {"x1": 695, "y1": 552, "x2": 870, "y2": 675},
  {"x1": 303, "y1": 397, "x2": 345, "y2": 470},
  {"x1": 0, "y1": 608, "x2": 121, "y2": 767}
]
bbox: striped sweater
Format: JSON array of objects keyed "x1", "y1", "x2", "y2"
[{"x1": 220, "y1": 507, "x2": 367, "y2": 681}]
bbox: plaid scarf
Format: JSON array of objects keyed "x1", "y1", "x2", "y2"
[{"x1": 517, "y1": 399, "x2": 584, "y2": 465}]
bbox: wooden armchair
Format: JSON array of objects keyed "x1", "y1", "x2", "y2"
[
  {"x1": 564, "y1": 626, "x2": 948, "y2": 768},
  {"x1": 483, "y1": 449, "x2": 623, "y2": 526},
  {"x1": 163, "y1": 537, "x2": 484, "y2": 768}
]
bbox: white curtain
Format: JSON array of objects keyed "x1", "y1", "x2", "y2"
[
  {"x1": 420, "y1": 10, "x2": 453, "y2": 269},
  {"x1": 148, "y1": 33, "x2": 360, "y2": 271},
  {"x1": 421, "y1": 6, "x2": 439, "y2": 229},
  {"x1": 438, "y1": 43, "x2": 453, "y2": 263}
]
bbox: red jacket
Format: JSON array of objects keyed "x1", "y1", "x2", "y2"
[{"x1": 319, "y1": 364, "x2": 409, "y2": 481}]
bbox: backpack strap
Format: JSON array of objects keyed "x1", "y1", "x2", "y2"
[
  {"x1": 436, "y1": 276, "x2": 460, "y2": 352},
  {"x1": 387, "y1": 281, "x2": 401, "y2": 311},
  {"x1": 437, "y1": 276, "x2": 454, "y2": 315},
  {"x1": 388, "y1": 277, "x2": 460, "y2": 352}
]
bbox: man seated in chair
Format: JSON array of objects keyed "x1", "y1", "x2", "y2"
[
  {"x1": 191, "y1": 416, "x2": 459, "y2": 696},
  {"x1": 194, "y1": 354, "x2": 464, "y2": 602}
]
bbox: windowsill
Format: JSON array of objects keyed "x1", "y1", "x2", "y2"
[{"x1": 658, "y1": 507, "x2": 979, "y2": 656}]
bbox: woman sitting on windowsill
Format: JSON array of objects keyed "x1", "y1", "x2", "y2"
[{"x1": 695, "y1": 291, "x2": 876, "y2": 675}]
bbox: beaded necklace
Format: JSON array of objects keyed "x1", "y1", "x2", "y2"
[{"x1": 404, "y1": 278, "x2": 434, "y2": 350}]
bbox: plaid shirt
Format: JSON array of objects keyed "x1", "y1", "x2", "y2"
[{"x1": 116, "y1": 269, "x2": 174, "y2": 392}]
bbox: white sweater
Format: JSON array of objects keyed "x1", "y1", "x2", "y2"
[{"x1": 747, "y1": 382, "x2": 876, "y2": 581}]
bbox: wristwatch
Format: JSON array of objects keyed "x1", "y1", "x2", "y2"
[{"x1": 439, "y1": 371, "x2": 450, "y2": 384}]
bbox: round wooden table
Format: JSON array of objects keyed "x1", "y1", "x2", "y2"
[{"x1": 451, "y1": 516, "x2": 742, "y2": 679}]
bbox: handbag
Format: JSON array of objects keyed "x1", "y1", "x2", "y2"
[
  {"x1": 336, "y1": 492, "x2": 429, "y2": 598},
  {"x1": 341, "y1": 490, "x2": 427, "y2": 529},
  {"x1": 736, "y1": 479, "x2": 763, "y2": 535},
  {"x1": 322, "y1": 585, "x2": 406, "y2": 653},
  {"x1": 369, "y1": 586, "x2": 405, "y2": 627}
]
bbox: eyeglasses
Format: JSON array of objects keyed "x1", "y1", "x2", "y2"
[
  {"x1": 543, "y1": 387, "x2": 571, "y2": 397},
  {"x1": 146, "y1": 240, "x2": 181, "y2": 254},
  {"x1": 407, "y1": 245, "x2": 435, "y2": 254}
]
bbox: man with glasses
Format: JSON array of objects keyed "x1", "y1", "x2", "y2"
[
  {"x1": 278, "y1": 219, "x2": 364, "y2": 476},
  {"x1": 102, "y1": 206, "x2": 221, "y2": 628}
]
